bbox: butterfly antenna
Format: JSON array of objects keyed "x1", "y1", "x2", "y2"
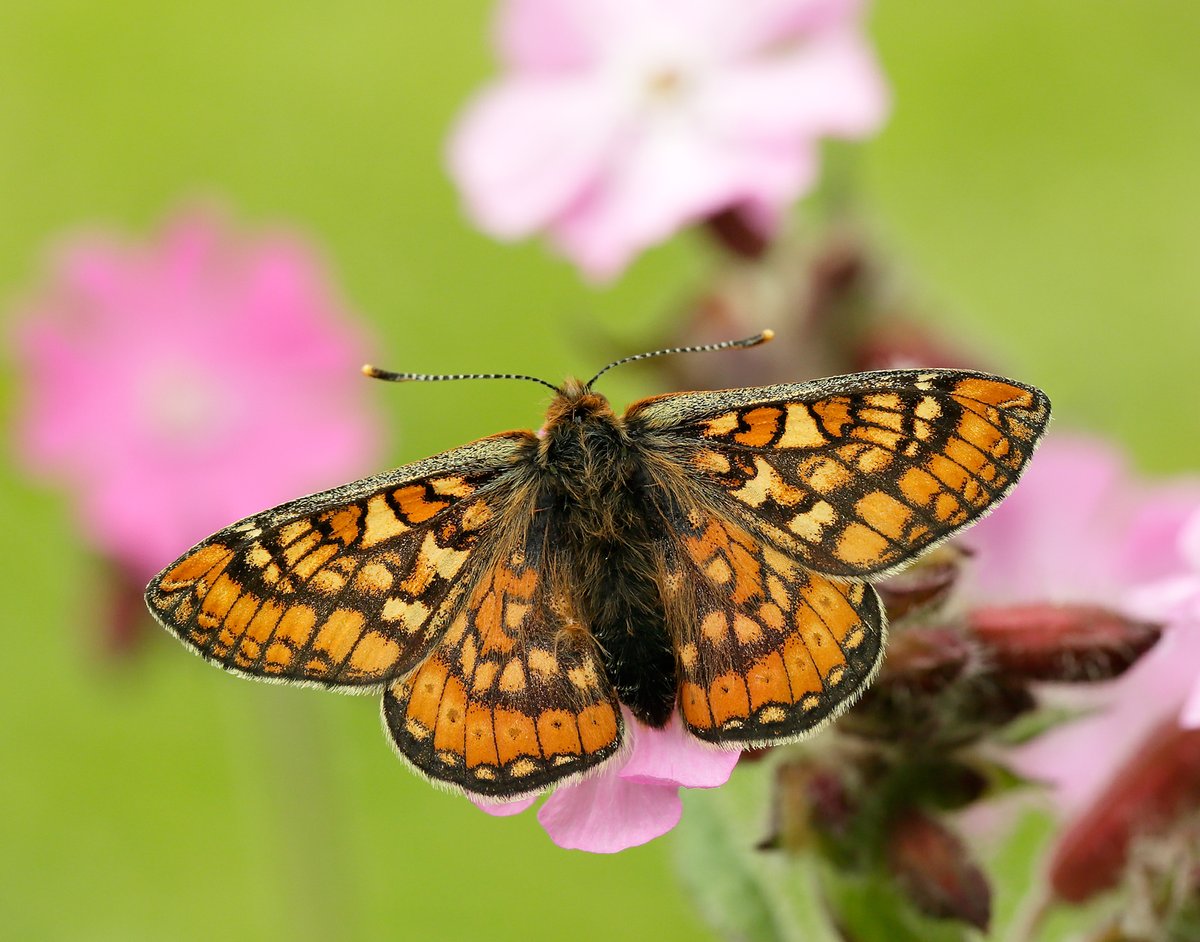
[
  {"x1": 585, "y1": 329, "x2": 774, "y2": 388},
  {"x1": 361, "y1": 365, "x2": 562, "y2": 394}
]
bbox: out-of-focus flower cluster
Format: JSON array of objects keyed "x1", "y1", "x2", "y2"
[
  {"x1": 759, "y1": 535, "x2": 1163, "y2": 933},
  {"x1": 11, "y1": 208, "x2": 382, "y2": 652},
  {"x1": 450, "y1": 0, "x2": 888, "y2": 280},
  {"x1": 742, "y1": 430, "x2": 1200, "y2": 939}
]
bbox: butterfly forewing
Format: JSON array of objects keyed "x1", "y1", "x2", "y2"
[
  {"x1": 630, "y1": 370, "x2": 1050, "y2": 579},
  {"x1": 383, "y1": 509, "x2": 624, "y2": 799},
  {"x1": 146, "y1": 433, "x2": 533, "y2": 688}
]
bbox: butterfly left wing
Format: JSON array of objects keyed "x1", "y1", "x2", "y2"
[
  {"x1": 145, "y1": 433, "x2": 533, "y2": 689},
  {"x1": 629, "y1": 369, "x2": 1050, "y2": 579}
]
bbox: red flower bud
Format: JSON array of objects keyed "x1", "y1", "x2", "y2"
[
  {"x1": 966, "y1": 604, "x2": 1161, "y2": 682},
  {"x1": 759, "y1": 759, "x2": 858, "y2": 852},
  {"x1": 875, "y1": 545, "x2": 968, "y2": 621},
  {"x1": 705, "y1": 206, "x2": 770, "y2": 260},
  {"x1": 103, "y1": 562, "x2": 149, "y2": 658},
  {"x1": 876, "y1": 626, "x2": 971, "y2": 695},
  {"x1": 1051, "y1": 721, "x2": 1200, "y2": 903},
  {"x1": 886, "y1": 809, "x2": 991, "y2": 931}
]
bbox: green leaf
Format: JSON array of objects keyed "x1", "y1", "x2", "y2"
[{"x1": 996, "y1": 705, "x2": 1096, "y2": 747}]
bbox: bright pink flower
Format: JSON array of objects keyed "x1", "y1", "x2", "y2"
[
  {"x1": 12, "y1": 207, "x2": 383, "y2": 582},
  {"x1": 450, "y1": 0, "x2": 888, "y2": 280},
  {"x1": 474, "y1": 709, "x2": 740, "y2": 853},
  {"x1": 962, "y1": 435, "x2": 1200, "y2": 818}
]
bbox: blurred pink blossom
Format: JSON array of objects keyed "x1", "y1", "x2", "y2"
[
  {"x1": 450, "y1": 0, "x2": 888, "y2": 280},
  {"x1": 962, "y1": 435, "x2": 1200, "y2": 818},
  {"x1": 12, "y1": 207, "x2": 383, "y2": 583},
  {"x1": 1128, "y1": 510, "x2": 1200, "y2": 726},
  {"x1": 475, "y1": 709, "x2": 740, "y2": 852}
]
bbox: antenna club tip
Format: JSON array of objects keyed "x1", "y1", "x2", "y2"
[
  {"x1": 759, "y1": 329, "x2": 775, "y2": 344},
  {"x1": 361, "y1": 364, "x2": 379, "y2": 378}
]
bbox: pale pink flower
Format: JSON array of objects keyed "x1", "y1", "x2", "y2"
[
  {"x1": 474, "y1": 709, "x2": 740, "y2": 853},
  {"x1": 1128, "y1": 510, "x2": 1200, "y2": 726},
  {"x1": 11, "y1": 207, "x2": 383, "y2": 582},
  {"x1": 450, "y1": 0, "x2": 888, "y2": 280},
  {"x1": 962, "y1": 435, "x2": 1200, "y2": 818}
]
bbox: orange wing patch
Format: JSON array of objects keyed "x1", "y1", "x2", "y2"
[
  {"x1": 384, "y1": 546, "x2": 623, "y2": 799},
  {"x1": 662, "y1": 508, "x2": 885, "y2": 746}
]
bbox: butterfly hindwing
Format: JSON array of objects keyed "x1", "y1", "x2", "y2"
[
  {"x1": 652, "y1": 500, "x2": 886, "y2": 747},
  {"x1": 630, "y1": 369, "x2": 1050, "y2": 579},
  {"x1": 145, "y1": 433, "x2": 534, "y2": 689},
  {"x1": 383, "y1": 510, "x2": 624, "y2": 799}
]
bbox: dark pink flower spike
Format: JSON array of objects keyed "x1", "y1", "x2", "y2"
[
  {"x1": 874, "y1": 545, "x2": 969, "y2": 623},
  {"x1": 871, "y1": 626, "x2": 971, "y2": 696}
]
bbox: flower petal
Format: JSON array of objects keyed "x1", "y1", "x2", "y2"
[
  {"x1": 700, "y1": 30, "x2": 888, "y2": 144},
  {"x1": 619, "y1": 712, "x2": 740, "y2": 788},
  {"x1": 1181, "y1": 511, "x2": 1200, "y2": 570},
  {"x1": 537, "y1": 773, "x2": 682, "y2": 853},
  {"x1": 552, "y1": 123, "x2": 805, "y2": 279},
  {"x1": 448, "y1": 77, "x2": 622, "y2": 239},
  {"x1": 1182, "y1": 679, "x2": 1200, "y2": 730},
  {"x1": 471, "y1": 795, "x2": 538, "y2": 817}
]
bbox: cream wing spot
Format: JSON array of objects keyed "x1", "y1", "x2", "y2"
[
  {"x1": 777, "y1": 403, "x2": 827, "y2": 448},
  {"x1": 361, "y1": 494, "x2": 410, "y2": 548},
  {"x1": 702, "y1": 611, "x2": 730, "y2": 641},
  {"x1": 382, "y1": 597, "x2": 430, "y2": 632},
  {"x1": 788, "y1": 499, "x2": 837, "y2": 542},
  {"x1": 499, "y1": 659, "x2": 526, "y2": 693}
]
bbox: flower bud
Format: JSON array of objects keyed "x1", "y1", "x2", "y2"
[
  {"x1": 875, "y1": 626, "x2": 971, "y2": 695},
  {"x1": 1051, "y1": 721, "x2": 1200, "y2": 903},
  {"x1": 875, "y1": 545, "x2": 968, "y2": 621},
  {"x1": 967, "y1": 604, "x2": 1162, "y2": 682},
  {"x1": 885, "y1": 809, "x2": 991, "y2": 931},
  {"x1": 758, "y1": 759, "x2": 857, "y2": 853}
]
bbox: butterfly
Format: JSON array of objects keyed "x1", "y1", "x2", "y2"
[{"x1": 145, "y1": 332, "x2": 1050, "y2": 801}]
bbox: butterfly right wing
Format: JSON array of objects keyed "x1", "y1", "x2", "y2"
[
  {"x1": 145, "y1": 433, "x2": 535, "y2": 690},
  {"x1": 382, "y1": 499, "x2": 625, "y2": 801},
  {"x1": 630, "y1": 370, "x2": 1050, "y2": 579}
]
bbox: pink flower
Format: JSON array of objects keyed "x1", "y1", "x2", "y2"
[
  {"x1": 474, "y1": 709, "x2": 740, "y2": 852},
  {"x1": 450, "y1": 0, "x2": 888, "y2": 280},
  {"x1": 11, "y1": 207, "x2": 383, "y2": 583},
  {"x1": 1128, "y1": 510, "x2": 1200, "y2": 726},
  {"x1": 962, "y1": 435, "x2": 1200, "y2": 818}
]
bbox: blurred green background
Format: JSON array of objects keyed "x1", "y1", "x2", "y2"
[{"x1": 2, "y1": 2, "x2": 1198, "y2": 939}]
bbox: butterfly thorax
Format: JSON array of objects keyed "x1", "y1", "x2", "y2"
[{"x1": 533, "y1": 379, "x2": 678, "y2": 727}]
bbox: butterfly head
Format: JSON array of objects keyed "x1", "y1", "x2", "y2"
[{"x1": 543, "y1": 376, "x2": 616, "y2": 428}]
